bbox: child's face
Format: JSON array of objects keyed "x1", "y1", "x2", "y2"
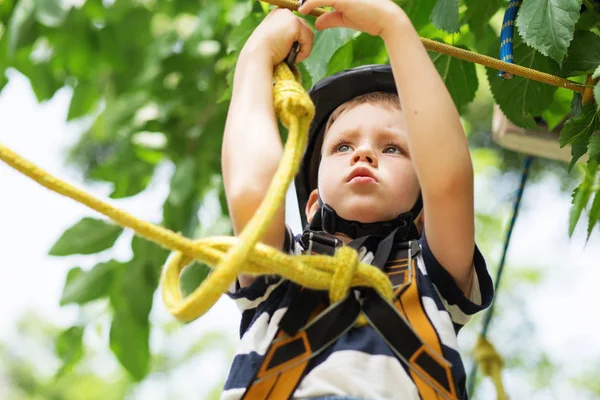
[{"x1": 311, "y1": 103, "x2": 420, "y2": 224}]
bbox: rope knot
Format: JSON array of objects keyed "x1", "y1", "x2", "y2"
[
  {"x1": 474, "y1": 335, "x2": 508, "y2": 400},
  {"x1": 273, "y1": 64, "x2": 315, "y2": 128},
  {"x1": 329, "y1": 246, "x2": 359, "y2": 303},
  {"x1": 474, "y1": 336, "x2": 504, "y2": 376}
]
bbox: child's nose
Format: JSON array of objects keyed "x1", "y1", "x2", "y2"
[{"x1": 352, "y1": 146, "x2": 377, "y2": 166}]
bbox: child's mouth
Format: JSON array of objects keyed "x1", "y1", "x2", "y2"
[{"x1": 349, "y1": 176, "x2": 377, "y2": 184}]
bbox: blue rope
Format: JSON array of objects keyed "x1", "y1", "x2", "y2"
[{"x1": 498, "y1": 0, "x2": 521, "y2": 79}]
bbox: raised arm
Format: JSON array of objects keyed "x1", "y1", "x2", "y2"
[
  {"x1": 221, "y1": 9, "x2": 314, "y2": 287},
  {"x1": 299, "y1": 0, "x2": 475, "y2": 293},
  {"x1": 381, "y1": 15, "x2": 475, "y2": 294}
]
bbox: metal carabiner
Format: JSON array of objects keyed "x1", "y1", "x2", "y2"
[
  {"x1": 284, "y1": 0, "x2": 305, "y2": 69},
  {"x1": 285, "y1": 41, "x2": 301, "y2": 68}
]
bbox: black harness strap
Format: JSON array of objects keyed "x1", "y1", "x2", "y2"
[
  {"x1": 241, "y1": 291, "x2": 361, "y2": 400},
  {"x1": 242, "y1": 237, "x2": 458, "y2": 400}
]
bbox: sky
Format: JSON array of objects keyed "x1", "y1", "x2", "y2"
[{"x1": 1, "y1": 69, "x2": 599, "y2": 399}]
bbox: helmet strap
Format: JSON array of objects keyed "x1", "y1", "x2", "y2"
[{"x1": 308, "y1": 194, "x2": 422, "y2": 241}]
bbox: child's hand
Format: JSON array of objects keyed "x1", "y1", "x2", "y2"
[
  {"x1": 241, "y1": 8, "x2": 315, "y2": 66},
  {"x1": 298, "y1": 0, "x2": 406, "y2": 39}
]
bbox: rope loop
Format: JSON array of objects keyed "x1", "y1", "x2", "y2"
[
  {"x1": 273, "y1": 63, "x2": 315, "y2": 128},
  {"x1": 329, "y1": 246, "x2": 359, "y2": 303}
]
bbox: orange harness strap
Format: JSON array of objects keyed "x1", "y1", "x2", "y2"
[{"x1": 242, "y1": 244, "x2": 459, "y2": 400}]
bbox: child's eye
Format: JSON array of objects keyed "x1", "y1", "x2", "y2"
[
  {"x1": 383, "y1": 145, "x2": 402, "y2": 155},
  {"x1": 331, "y1": 139, "x2": 352, "y2": 153},
  {"x1": 337, "y1": 144, "x2": 351, "y2": 152}
]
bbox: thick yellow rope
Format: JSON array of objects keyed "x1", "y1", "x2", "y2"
[
  {"x1": 473, "y1": 336, "x2": 509, "y2": 400},
  {"x1": 0, "y1": 62, "x2": 392, "y2": 323},
  {"x1": 265, "y1": 0, "x2": 589, "y2": 94}
]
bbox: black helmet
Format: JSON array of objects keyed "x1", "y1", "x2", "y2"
[{"x1": 294, "y1": 64, "x2": 398, "y2": 228}]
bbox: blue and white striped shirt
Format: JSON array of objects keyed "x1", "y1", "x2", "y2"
[{"x1": 222, "y1": 226, "x2": 493, "y2": 399}]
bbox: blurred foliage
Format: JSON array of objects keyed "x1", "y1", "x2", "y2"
[
  {"x1": 0, "y1": 0, "x2": 599, "y2": 393},
  {"x1": 0, "y1": 312, "x2": 235, "y2": 399},
  {"x1": 0, "y1": 312, "x2": 129, "y2": 400}
]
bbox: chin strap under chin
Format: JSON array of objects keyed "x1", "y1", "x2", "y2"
[{"x1": 308, "y1": 194, "x2": 423, "y2": 241}]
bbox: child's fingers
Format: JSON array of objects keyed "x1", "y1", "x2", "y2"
[
  {"x1": 314, "y1": 11, "x2": 345, "y2": 30},
  {"x1": 295, "y1": 17, "x2": 315, "y2": 62},
  {"x1": 298, "y1": 0, "x2": 337, "y2": 14}
]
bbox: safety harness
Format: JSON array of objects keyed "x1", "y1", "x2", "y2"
[{"x1": 241, "y1": 189, "x2": 461, "y2": 400}]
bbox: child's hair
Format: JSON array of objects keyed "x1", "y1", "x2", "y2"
[
  {"x1": 309, "y1": 91, "x2": 401, "y2": 189},
  {"x1": 323, "y1": 91, "x2": 401, "y2": 140}
]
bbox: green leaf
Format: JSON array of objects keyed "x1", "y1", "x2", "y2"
[
  {"x1": 109, "y1": 309, "x2": 149, "y2": 381},
  {"x1": 29, "y1": 62, "x2": 61, "y2": 102},
  {"x1": 541, "y1": 88, "x2": 573, "y2": 130},
  {"x1": 109, "y1": 243, "x2": 163, "y2": 381},
  {"x1": 163, "y1": 157, "x2": 202, "y2": 236},
  {"x1": 297, "y1": 61, "x2": 313, "y2": 91},
  {"x1": 430, "y1": 0, "x2": 459, "y2": 33},
  {"x1": 0, "y1": 71, "x2": 7, "y2": 94},
  {"x1": 327, "y1": 40, "x2": 354, "y2": 76},
  {"x1": 572, "y1": 91, "x2": 583, "y2": 117},
  {"x1": 55, "y1": 326, "x2": 84, "y2": 377},
  {"x1": 68, "y1": 80, "x2": 100, "y2": 121},
  {"x1": 7, "y1": 0, "x2": 36, "y2": 54},
  {"x1": 303, "y1": 28, "x2": 354, "y2": 84},
  {"x1": 595, "y1": 80, "x2": 600, "y2": 110},
  {"x1": 569, "y1": 136, "x2": 589, "y2": 171},
  {"x1": 163, "y1": 183, "x2": 201, "y2": 236},
  {"x1": 131, "y1": 234, "x2": 169, "y2": 266},
  {"x1": 49, "y1": 217, "x2": 123, "y2": 256},
  {"x1": 561, "y1": 30, "x2": 600, "y2": 76},
  {"x1": 561, "y1": 105, "x2": 599, "y2": 170},
  {"x1": 588, "y1": 189, "x2": 600, "y2": 238},
  {"x1": 351, "y1": 33, "x2": 387, "y2": 67},
  {"x1": 487, "y1": 38, "x2": 556, "y2": 129},
  {"x1": 515, "y1": 0, "x2": 583, "y2": 65},
  {"x1": 487, "y1": 36, "x2": 558, "y2": 129},
  {"x1": 464, "y1": 0, "x2": 503, "y2": 37},
  {"x1": 402, "y1": 0, "x2": 436, "y2": 32},
  {"x1": 35, "y1": 0, "x2": 68, "y2": 27},
  {"x1": 569, "y1": 160, "x2": 598, "y2": 235},
  {"x1": 429, "y1": 42, "x2": 478, "y2": 112},
  {"x1": 167, "y1": 156, "x2": 196, "y2": 207},
  {"x1": 472, "y1": 24, "x2": 499, "y2": 55},
  {"x1": 180, "y1": 262, "x2": 211, "y2": 298},
  {"x1": 60, "y1": 261, "x2": 120, "y2": 305},
  {"x1": 226, "y1": 13, "x2": 262, "y2": 54},
  {"x1": 575, "y1": 7, "x2": 599, "y2": 30},
  {"x1": 86, "y1": 140, "x2": 156, "y2": 199},
  {"x1": 559, "y1": 104, "x2": 599, "y2": 146},
  {"x1": 589, "y1": 134, "x2": 600, "y2": 160},
  {"x1": 594, "y1": 64, "x2": 600, "y2": 79},
  {"x1": 0, "y1": 0, "x2": 14, "y2": 20}
]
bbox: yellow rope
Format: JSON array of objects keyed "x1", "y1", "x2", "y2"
[
  {"x1": 0, "y1": 62, "x2": 392, "y2": 323},
  {"x1": 473, "y1": 336, "x2": 509, "y2": 400},
  {"x1": 265, "y1": 0, "x2": 589, "y2": 94}
]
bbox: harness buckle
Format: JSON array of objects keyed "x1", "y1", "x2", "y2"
[{"x1": 301, "y1": 230, "x2": 341, "y2": 255}]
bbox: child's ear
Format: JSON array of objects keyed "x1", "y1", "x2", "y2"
[{"x1": 305, "y1": 189, "x2": 320, "y2": 223}]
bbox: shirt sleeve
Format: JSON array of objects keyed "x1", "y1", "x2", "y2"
[
  {"x1": 225, "y1": 224, "x2": 297, "y2": 312},
  {"x1": 419, "y1": 233, "x2": 494, "y2": 328}
]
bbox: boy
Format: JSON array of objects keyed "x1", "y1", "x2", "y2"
[{"x1": 221, "y1": 1, "x2": 494, "y2": 399}]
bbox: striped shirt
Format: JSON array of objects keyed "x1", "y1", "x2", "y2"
[{"x1": 222, "y1": 226, "x2": 493, "y2": 399}]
